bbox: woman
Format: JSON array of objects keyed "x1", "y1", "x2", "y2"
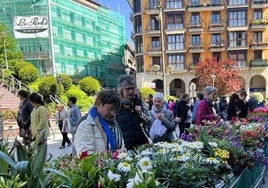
[
  {"x1": 29, "y1": 92, "x2": 50, "y2": 140},
  {"x1": 196, "y1": 86, "x2": 221, "y2": 125},
  {"x1": 74, "y1": 90, "x2": 125, "y2": 158},
  {"x1": 149, "y1": 92, "x2": 176, "y2": 143},
  {"x1": 226, "y1": 93, "x2": 240, "y2": 121},
  {"x1": 55, "y1": 103, "x2": 71, "y2": 149},
  {"x1": 116, "y1": 75, "x2": 150, "y2": 150}
]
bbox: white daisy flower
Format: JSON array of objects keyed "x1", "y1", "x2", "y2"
[
  {"x1": 126, "y1": 179, "x2": 134, "y2": 188},
  {"x1": 208, "y1": 142, "x2": 218, "y2": 148},
  {"x1": 134, "y1": 172, "x2": 143, "y2": 183},
  {"x1": 138, "y1": 157, "x2": 152, "y2": 172},
  {"x1": 118, "y1": 152, "x2": 128, "y2": 159},
  {"x1": 108, "y1": 170, "x2": 121, "y2": 182},
  {"x1": 117, "y1": 162, "x2": 131, "y2": 173},
  {"x1": 205, "y1": 157, "x2": 220, "y2": 164}
]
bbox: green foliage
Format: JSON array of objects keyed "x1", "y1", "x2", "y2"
[
  {"x1": 13, "y1": 60, "x2": 30, "y2": 76},
  {"x1": 38, "y1": 76, "x2": 61, "y2": 102},
  {"x1": 253, "y1": 92, "x2": 263, "y2": 103},
  {"x1": 28, "y1": 78, "x2": 42, "y2": 92},
  {"x1": 0, "y1": 130, "x2": 63, "y2": 188},
  {"x1": 140, "y1": 87, "x2": 156, "y2": 100},
  {"x1": 67, "y1": 85, "x2": 94, "y2": 111},
  {"x1": 79, "y1": 76, "x2": 101, "y2": 96},
  {"x1": 18, "y1": 65, "x2": 39, "y2": 84},
  {"x1": 57, "y1": 74, "x2": 72, "y2": 90}
]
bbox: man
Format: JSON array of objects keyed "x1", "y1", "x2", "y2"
[
  {"x1": 192, "y1": 93, "x2": 204, "y2": 124},
  {"x1": 237, "y1": 90, "x2": 249, "y2": 118},
  {"x1": 68, "y1": 96, "x2": 81, "y2": 139},
  {"x1": 17, "y1": 90, "x2": 34, "y2": 143}
]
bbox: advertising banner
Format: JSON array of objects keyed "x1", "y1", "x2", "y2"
[{"x1": 13, "y1": 16, "x2": 48, "y2": 38}]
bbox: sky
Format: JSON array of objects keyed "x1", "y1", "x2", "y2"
[{"x1": 95, "y1": 0, "x2": 134, "y2": 46}]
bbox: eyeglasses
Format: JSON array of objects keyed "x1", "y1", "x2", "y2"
[{"x1": 124, "y1": 87, "x2": 135, "y2": 91}]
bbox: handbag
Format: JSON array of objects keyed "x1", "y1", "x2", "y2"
[{"x1": 61, "y1": 119, "x2": 69, "y2": 133}]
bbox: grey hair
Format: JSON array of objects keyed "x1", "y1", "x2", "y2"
[
  {"x1": 117, "y1": 75, "x2": 136, "y2": 95},
  {"x1": 204, "y1": 86, "x2": 218, "y2": 96}
]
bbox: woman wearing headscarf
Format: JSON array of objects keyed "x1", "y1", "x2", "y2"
[
  {"x1": 196, "y1": 86, "x2": 221, "y2": 125},
  {"x1": 74, "y1": 90, "x2": 125, "y2": 158},
  {"x1": 28, "y1": 92, "x2": 50, "y2": 140},
  {"x1": 149, "y1": 92, "x2": 176, "y2": 143},
  {"x1": 116, "y1": 75, "x2": 150, "y2": 150}
]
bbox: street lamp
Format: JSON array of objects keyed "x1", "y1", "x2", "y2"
[
  {"x1": 0, "y1": 32, "x2": 8, "y2": 70},
  {"x1": 211, "y1": 74, "x2": 216, "y2": 87},
  {"x1": 157, "y1": 2, "x2": 167, "y2": 98}
]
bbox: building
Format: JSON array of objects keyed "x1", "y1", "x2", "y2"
[
  {"x1": 0, "y1": 0, "x2": 127, "y2": 89},
  {"x1": 128, "y1": 0, "x2": 268, "y2": 99}
]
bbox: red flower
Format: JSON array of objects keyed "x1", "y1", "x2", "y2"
[{"x1": 80, "y1": 151, "x2": 89, "y2": 160}]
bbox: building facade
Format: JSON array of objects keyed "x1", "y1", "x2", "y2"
[
  {"x1": 128, "y1": 0, "x2": 268, "y2": 99},
  {"x1": 0, "y1": 0, "x2": 127, "y2": 89}
]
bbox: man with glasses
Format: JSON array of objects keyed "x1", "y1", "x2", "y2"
[{"x1": 116, "y1": 75, "x2": 151, "y2": 150}]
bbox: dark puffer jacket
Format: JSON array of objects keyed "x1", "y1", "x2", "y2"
[{"x1": 116, "y1": 101, "x2": 148, "y2": 150}]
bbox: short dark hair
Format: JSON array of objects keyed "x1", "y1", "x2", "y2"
[
  {"x1": 95, "y1": 90, "x2": 121, "y2": 110},
  {"x1": 18, "y1": 90, "x2": 29, "y2": 98},
  {"x1": 197, "y1": 93, "x2": 204, "y2": 100},
  {"x1": 68, "y1": 96, "x2": 77, "y2": 104},
  {"x1": 29, "y1": 92, "x2": 44, "y2": 105}
]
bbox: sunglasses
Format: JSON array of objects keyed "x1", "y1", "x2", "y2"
[{"x1": 124, "y1": 87, "x2": 135, "y2": 91}]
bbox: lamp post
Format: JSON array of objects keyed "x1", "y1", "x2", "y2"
[
  {"x1": 157, "y1": 2, "x2": 167, "y2": 98},
  {"x1": 211, "y1": 74, "x2": 216, "y2": 87},
  {"x1": 0, "y1": 32, "x2": 8, "y2": 70},
  {"x1": 57, "y1": 76, "x2": 63, "y2": 97}
]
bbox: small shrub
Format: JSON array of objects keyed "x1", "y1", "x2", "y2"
[
  {"x1": 57, "y1": 74, "x2": 72, "y2": 90},
  {"x1": 79, "y1": 76, "x2": 101, "y2": 96},
  {"x1": 38, "y1": 76, "x2": 60, "y2": 102},
  {"x1": 18, "y1": 65, "x2": 39, "y2": 84},
  {"x1": 141, "y1": 87, "x2": 156, "y2": 100}
]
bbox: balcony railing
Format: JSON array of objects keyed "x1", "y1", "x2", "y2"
[{"x1": 250, "y1": 59, "x2": 268, "y2": 67}]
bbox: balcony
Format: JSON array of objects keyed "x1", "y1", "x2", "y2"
[
  {"x1": 187, "y1": 0, "x2": 224, "y2": 12},
  {"x1": 147, "y1": 46, "x2": 162, "y2": 56},
  {"x1": 250, "y1": 18, "x2": 268, "y2": 31},
  {"x1": 164, "y1": 3, "x2": 186, "y2": 12},
  {"x1": 250, "y1": 39, "x2": 268, "y2": 50},
  {"x1": 166, "y1": 47, "x2": 187, "y2": 53},
  {"x1": 24, "y1": 51, "x2": 50, "y2": 60},
  {"x1": 209, "y1": 42, "x2": 226, "y2": 52},
  {"x1": 188, "y1": 21, "x2": 204, "y2": 34},
  {"x1": 209, "y1": 22, "x2": 226, "y2": 33},
  {"x1": 227, "y1": 1, "x2": 249, "y2": 8},
  {"x1": 188, "y1": 45, "x2": 204, "y2": 53},
  {"x1": 166, "y1": 25, "x2": 186, "y2": 35},
  {"x1": 250, "y1": 59, "x2": 268, "y2": 67},
  {"x1": 251, "y1": 0, "x2": 268, "y2": 8},
  {"x1": 146, "y1": 24, "x2": 161, "y2": 35}
]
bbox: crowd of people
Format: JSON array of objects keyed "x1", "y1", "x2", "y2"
[{"x1": 16, "y1": 76, "x2": 268, "y2": 159}]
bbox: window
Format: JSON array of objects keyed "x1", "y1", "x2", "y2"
[
  {"x1": 58, "y1": 26, "x2": 63, "y2": 37},
  {"x1": 81, "y1": 17, "x2": 86, "y2": 26},
  {"x1": 192, "y1": 35, "x2": 201, "y2": 46},
  {"x1": 254, "y1": 50, "x2": 262, "y2": 59},
  {"x1": 71, "y1": 30, "x2": 76, "y2": 40},
  {"x1": 212, "y1": 34, "x2": 221, "y2": 44},
  {"x1": 167, "y1": 34, "x2": 184, "y2": 50},
  {"x1": 228, "y1": 10, "x2": 246, "y2": 26},
  {"x1": 166, "y1": 0, "x2": 184, "y2": 8},
  {"x1": 61, "y1": 62, "x2": 66, "y2": 73},
  {"x1": 229, "y1": 51, "x2": 247, "y2": 67},
  {"x1": 168, "y1": 54, "x2": 185, "y2": 70},
  {"x1": 192, "y1": 53, "x2": 201, "y2": 65},
  {"x1": 228, "y1": 0, "x2": 246, "y2": 5},
  {"x1": 152, "y1": 57, "x2": 161, "y2": 68},
  {"x1": 134, "y1": 0, "x2": 141, "y2": 13},
  {"x1": 191, "y1": 13, "x2": 201, "y2": 25},
  {"x1": 135, "y1": 16, "x2": 142, "y2": 33},
  {"x1": 190, "y1": 0, "x2": 200, "y2": 6},
  {"x1": 229, "y1": 31, "x2": 246, "y2": 47},
  {"x1": 150, "y1": 16, "x2": 160, "y2": 30},
  {"x1": 253, "y1": 10, "x2": 262, "y2": 20},
  {"x1": 211, "y1": 12, "x2": 221, "y2": 24},
  {"x1": 149, "y1": 0, "x2": 159, "y2": 9},
  {"x1": 166, "y1": 13, "x2": 184, "y2": 29},
  {"x1": 82, "y1": 33, "x2": 86, "y2": 43},
  {"x1": 72, "y1": 47, "x2": 77, "y2": 56},
  {"x1": 211, "y1": 0, "x2": 222, "y2": 5},
  {"x1": 59, "y1": 44, "x2": 64, "y2": 54},
  {"x1": 56, "y1": 8, "x2": 61, "y2": 17},
  {"x1": 253, "y1": 32, "x2": 262, "y2": 43},
  {"x1": 70, "y1": 13, "x2": 75, "y2": 23},
  {"x1": 135, "y1": 36, "x2": 143, "y2": 53},
  {"x1": 212, "y1": 52, "x2": 221, "y2": 62},
  {"x1": 151, "y1": 37, "x2": 161, "y2": 50},
  {"x1": 136, "y1": 56, "x2": 144, "y2": 72}
]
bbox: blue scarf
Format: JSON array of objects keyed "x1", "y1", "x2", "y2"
[{"x1": 89, "y1": 107, "x2": 117, "y2": 151}]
